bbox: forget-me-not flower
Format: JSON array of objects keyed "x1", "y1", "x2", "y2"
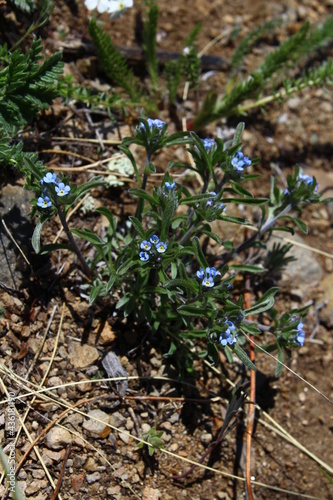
[
  {"x1": 165, "y1": 181, "x2": 176, "y2": 191},
  {"x1": 150, "y1": 234, "x2": 159, "y2": 245},
  {"x1": 295, "y1": 321, "x2": 305, "y2": 346},
  {"x1": 139, "y1": 251, "x2": 149, "y2": 262},
  {"x1": 140, "y1": 240, "x2": 151, "y2": 251},
  {"x1": 219, "y1": 320, "x2": 237, "y2": 346},
  {"x1": 156, "y1": 241, "x2": 167, "y2": 253},
  {"x1": 197, "y1": 266, "x2": 220, "y2": 287},
  {"x1": 41, "y1": 172, "x2": 57, "y2": 185},
  {"x1": 298, "y1": 173, "x2": 318, "y2": 191},
  {"x1": 147, "y1": 118, "x2": 166, "y2": 130},
  {"x1": 231, "y1": 151, "x2": 252, "y2": 173},
  {"x1": 37, "y1": 196, "x2": 52, "y2": 208},
  {"x1": 55, "y1": 182, "x2": 70, "y2": 197},
  {"x1": 202, "y1": 138, "x2": 216, "y2": 151}
]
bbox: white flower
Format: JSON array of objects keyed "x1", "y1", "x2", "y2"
[
  {"x1": 108, "y1": 0, "x2": 133, "y2": 17},
  {"x1": 84, "y1": 0, "x2": 123, "y2": 14}
]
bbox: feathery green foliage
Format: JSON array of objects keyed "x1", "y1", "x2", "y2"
[
  {"x1": 57, "y1": 74, "x2": 124, "y2": 109},
  {"x1": 194, "y1": 18, "x2": 333, "y2": 129},
  {"x1": 143, "y1": 0, "x2": 159, "y2": 87},
  {"x1": 0, "y1": 133, "x2": 47, "y2": 181},
  {"x1": 88, "y1": 18, "x2": 142, "y2": 102},
  {"x1": 230, "y1": 18, "x2": 283, "y2": 70},
  {"x1": 0, "y1": 36, "x2": 63, "y2": 133},
  {"x1": 163, "y1": 24, "x2": 201, "y2": 103}
]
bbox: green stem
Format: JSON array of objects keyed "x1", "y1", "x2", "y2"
[
  {"x1": 57, "y1": 206, "x2": 93, "y2": 278},
  {"x1": 235, "y1": 78, "x2": 324, "y2": 115}
]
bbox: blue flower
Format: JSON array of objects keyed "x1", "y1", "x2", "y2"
[
  {"x1": 206, "y1": 267, "x2": 220, "y2": 277},
  {"x1": 37, "y1": 196, "x2": 52, "y2": 208},
  {"x1": 197, "y1": 266, "x2": 220, "y2": 286},
  {"x1": 140, "y1": 240, "x2": 151, "y2": 251},
  {"x1": 146, "y1": 118, "x2": 166, "y2": 130},
  {"x1": 156, "y1": 241, "x2": 167, "y2": 253},
  {"x1": 295, "y1": 321, "x2": 305, "y2": 346},
  {"x1": 298, "y1": 173, "x2": 318, "y2": 191},
  {"x1": 55, "y1": 182, "x2": 70, "y2": 197},
  {"x1": 202, "y1": 276, "x2": 214, "y2": 287},
  {"x1": 202, "y1": 138, "x2": 216, "y2": 151},
  {"x1": 231, "y1": 151, "x2": 252, "y2": 173},
  {"x1": 150, "y1": 234, "x2": 159, "y2": 245},
  {"x1": 165, "y1": 181, "x2": 176, "y2": 191},
  {"x1": 196, "y1": 268, "x2": 205, "y2": 279},
  {"x1": 139, "y1": 251, "x2": 149, "y2": 262},
  {"x1": 219, "y1": 320, "x2": 237, "y2": 346},
  {"x1": 41, "y1": 172, "x2": 57, "y2": 184}
]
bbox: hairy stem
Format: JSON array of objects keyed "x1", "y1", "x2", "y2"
[{"x1": 57, "y1": 206, "x2": 93, "y2": 278}]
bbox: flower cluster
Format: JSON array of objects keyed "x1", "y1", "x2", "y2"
[
  {"x1": 138, "y1": 118, "x2": 166, "y2": 134},
  {"x1": 37, "y1": 172, "x2": 71, "y2": 209},
  {"x1": 139, "y1": 235, "x2": 167, "y2": 262},
  {"x1": 202, "y1": 138, "x2": 216, "y2": 151},
  {"x1": 206, "y1": 191, "x2": 225, "y2": 211},
  {"x1": 295, "y1": 321, "x2": 305, "y2": 346},
  {"x1": 164, "y1": 181, "x2": 176, "y2": 191},
  {"x1": 231, "y1": 151, "x2": 252, "y2": 173},
  {"x1": 196, "y1": 266, "x2": 221, "y2": 287},
  {"x1": 284, "y1": 172, "x2": 318, "y2": 196},
  {"x1": 219, "y1": 320, "x2": 237, "y2": 346},
  {"x1": 84, "y1": 0, "x2": 133, "y2": 17},
  {"x1": 298, "y1": 173, "x2": 318, "y2": 191}
]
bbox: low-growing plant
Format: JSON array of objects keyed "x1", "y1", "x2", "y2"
[
  {"x1": 1, "y1": 3, "x2": 332, "y2": 497},
  {"x1": 15, "y1": 118, "x2": 328, "y2": 376}
]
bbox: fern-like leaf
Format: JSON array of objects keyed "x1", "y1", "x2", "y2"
[
  {"x1": 88, "y1": 18, "x2": 142, "y2": 102},
  {"x1": 0, "y1": 36, "x2": 63, "y2": 133},
  {"x1": 230, "y1": 18, "x2": 283, "y2": 70},
  {"x1": 143, "y1": 0, "x2": 159, "y2": 87}
]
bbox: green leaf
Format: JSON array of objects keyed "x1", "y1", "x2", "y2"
[
  {"x1": 230, "y1": 264, "x2": 265, "y2": 273},
  {"x1": 192, "y1": 236, "x2": 208, "y2": 269},
  {"x1": 106, "y1": 275, "x2": 117, "y2": 292},
  {"x1": 39, "y1": 243, "x2": 74, "y2": 255},
  {"x1": 129, "y1": 216, "x2": 147, "y2": 239},
  {"x1": 164, "y1": 279, "x2": 199, "y2": 294},
  {"x1": 233, "y1": 122, "x2": 245, "y2": 146},
  {"x1": 201, "y1": 230, "x2": 222, "y2": 244},
  {"x1": 219, "y1": 215, "x2": 251, "y2": 226},
  {"x1": 240, "y1": 322, "x2": 261, "y2": 335},
  {"x1": 116, "y1": 258, "x2": 138, "y2": 276},
  {"x1": 96, "y1": 207, "x2": 116, "y2": 231},
  {"x1": 286, "y1": 216, "x2": 308, "y2": 234},
  {"x1": 179, "y1": 193, "x2": 213, "y2": 205},
  {"x1": 71, "y1": 228, "x2": 103, "y2": 246},
  {"x1": 244, "y1": 287, "x2": 279, "y2": 316},
  {"x1": 229, "y1": 181, "x2": 254, "y2": 198},
  {"x1": 129, "y1": 188, "x2": 157, "y2": 206},
  {"x1": 224, "y1": 197, "x2": 268, "y2": 206},
  {"x1": 89, "y1": 283, "x2": 103, "y2": 304},
  {"x1": 32, "y1": 220, "x2": 45, "y2": 253},
  {"x1": 233, "y1": 344, "x2": 256, "y2": 371},
  {"x1": 178, "y1": 305, "x2": 208, "y2": 317}
]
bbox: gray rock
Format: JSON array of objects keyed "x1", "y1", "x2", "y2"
[
  {"x1": 101, "y1": 351, "x2": 128, "y2": 396},
  {"x1": 0, "y1": 184, "x2": 35, "y2": 289},
  {"x1": 86, "y1": 472, "x2": 101, "y2": 484},
  {"x1": 267, "y1": 231, "x2": 323, "y2": 290},
  {"x1": 68, "y1": 342, "x2": 99, "y2": 369},
  {"x1": 82, "y1": 409, "x2": 110, "y2": 438},
  {"x1": 45, "y1": 427, "x2": 72, "y2": 450}
]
